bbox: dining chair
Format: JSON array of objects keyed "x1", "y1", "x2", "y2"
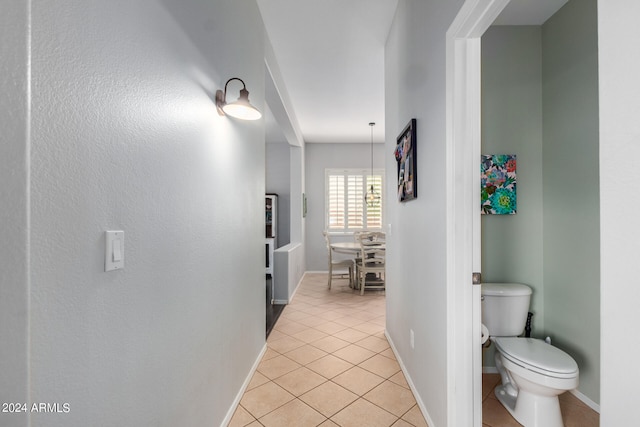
[
  {"x1": 369, "y1": 231, "x2": 386, "y2": 243},
  {"x1": 355, "y1": 230, "x2": 385, "y2": 244},
  {"x1": 356, "y1": 232, "x2": 386, "y2": 295},
  {"x1": 353, "y1": 231, "x2": 384, "y2": 281},
  {"x1": 352, "y1": 231, "x2": 366, "y2": 278},
  {"x1": 323, "y1": 231, "x2": 354, "y2": 289}
]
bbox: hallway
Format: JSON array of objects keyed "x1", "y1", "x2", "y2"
[
  {"x1": 230, "y1": 272, "x2": 601, "y2": 426},
  {"x1": 229, "y1": 273, "x2": 427, "y2": 427}
]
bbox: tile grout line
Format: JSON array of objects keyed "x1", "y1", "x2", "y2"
[{"x1": 235, "y1": 275, "x2": 422, "y2": 427}]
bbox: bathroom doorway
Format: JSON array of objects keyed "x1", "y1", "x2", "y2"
[
  {"x1": 448, "y1": 0, "x2": 587, "y2": 424},
  {"x1": 446, "y1": 0, "x2": 512, "y2": 425}
]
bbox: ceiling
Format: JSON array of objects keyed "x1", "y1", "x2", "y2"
[{"x1": 258, "y1": 0, "x2": 568, "y2": 145}]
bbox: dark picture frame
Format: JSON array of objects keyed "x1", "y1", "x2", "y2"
[{"x1": 395, "y1": 118, "x2": 417, "y2": 202}]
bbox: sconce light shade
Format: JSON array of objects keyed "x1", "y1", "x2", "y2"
[{"x1": 216, "y1": 78, "x2": 262, "y2": 121}]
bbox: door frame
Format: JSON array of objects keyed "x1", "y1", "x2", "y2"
[{"x1": 445, "y1": 0, "x2": 510, "y2": 425}]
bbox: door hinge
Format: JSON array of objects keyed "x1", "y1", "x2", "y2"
[{"x1": 472, "y1": 272, "x2": 482, "y2": 285}]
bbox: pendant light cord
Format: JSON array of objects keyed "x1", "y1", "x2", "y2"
[
  {"x1": 367, "y1": 122, "x2": 377, "y2": 207},
  {"x1": 370, "y1": 122, "x2": 374, "y2": 178}
]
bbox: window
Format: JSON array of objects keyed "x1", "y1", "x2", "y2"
[{"x1": 326, "y1": 168, "x2": 384, "y2": 232}]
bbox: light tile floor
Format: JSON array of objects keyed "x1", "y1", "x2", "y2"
[
  {"x1": 230, "y1": 273, "x2": 426, "y2": 427},
  {"x1": 230, "y1": 272, "x2": 600, "y2": 427}
]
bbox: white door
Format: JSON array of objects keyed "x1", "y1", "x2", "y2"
[{"x1": 446, "y1": 0, "x2": 510, "y2": 425}]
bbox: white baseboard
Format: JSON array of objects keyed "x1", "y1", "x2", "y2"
[
  {"x1": 570, "y1": 389, "x2": 600, "y2": 413},
  {"x1": 482, "y1": 366, "x2": 600, "y2": 413},
  {"x1": 220, "y1": 343, "x2": 267, "y2": 427},
  {"x1": 288, "y1": 271, "x2": 306, "y2": 302},
  {"x1": 272, "y1": 268, "x2": 310, "y2": 306},
  {"x1": 385, "y1": 330, "x2": 436, "y2": 427}
]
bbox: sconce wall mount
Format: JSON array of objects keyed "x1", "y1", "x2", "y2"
[{"x1": 216, "y1": 77, "x2": 262, "y2": 121}]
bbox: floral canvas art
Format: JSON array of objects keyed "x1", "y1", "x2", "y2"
[{"x1": 481, "y1": 154, "x2": 517, "y2": 215}]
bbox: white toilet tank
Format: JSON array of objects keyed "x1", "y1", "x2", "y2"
[{"x1": 481, "y1": 283, "x2": 532, "y2": 337}]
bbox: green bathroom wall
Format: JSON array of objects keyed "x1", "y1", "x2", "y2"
[
  {"x1": 480, "y1": 25, "x2": 544, "y2": 371},
  {"x1": 481, "y1": 25, "x2": 545, "y2": 334},
  {"x1": 542, "y1": 0, "x2": 600, "y2": 404},
  {"x1": 481, "y1": 0, "x2": 600, "y2": 406}
]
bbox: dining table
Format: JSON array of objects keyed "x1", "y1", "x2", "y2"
[
  {"x1": 330, "y1": 241, "x2": 386, "y2": 254},
  {"x1": 330, "y1": 241, "x2": 361, "y2": 254}
]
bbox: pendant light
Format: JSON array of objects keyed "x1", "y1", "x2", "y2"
[{"x1": 365, "y1": 122, "x2": 380, "y2": 207}]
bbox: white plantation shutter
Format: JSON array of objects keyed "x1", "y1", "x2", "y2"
[
  {"x1": 326, "y1": 169, "x2": 384, "y2": 232},
  {"x1": 327, "y1": 174, "x2": 345, "y2": 229},
  {"x1": 366, "y1": 174, "x2": 383, "y2": 229},
  {"x1": 347, "y1": 175, "x2": 364, "y2": 229}
]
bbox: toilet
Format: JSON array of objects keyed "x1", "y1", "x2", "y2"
[{"x1": 482, "y1": 283, "x2": 579, "y2": 427}]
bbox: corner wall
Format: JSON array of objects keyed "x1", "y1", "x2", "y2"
[
  {"x1": 384, "y1": 1, "x2": 465, "y2": 425},
  {"x1": 542, "y1": 0, "x2": 600, "y2": 404}
]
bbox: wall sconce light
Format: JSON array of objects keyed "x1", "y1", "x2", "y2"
[{"x1": 215, "y1": 78, "x2": 262, "y2": 121}]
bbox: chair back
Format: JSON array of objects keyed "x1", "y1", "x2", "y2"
[
  {"x1": 369, "y1": 231, "x2": 386, "y2": 243},
  {"x1": 354, "y1": 230, "x2": 385, "y2": 243},
  {"x1": 323, "y1": 230, "x2": 331, "y2": 251},
  {"x1": 358, "y1": 232, "x2": 386, "y2": 262},
  {"x1": 323, "y1": 231, "x2": 346, "y2": 259}
]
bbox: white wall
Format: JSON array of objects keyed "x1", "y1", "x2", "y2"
[
  {"x1": 2, "y1": 1, "x2": 266, "y2": 426},
  {"x1": 263, "y1": 37, "x2": 307, "y2": 296},
  {"x1": 273, "y1": 243, "x2": 305, "y2": 303},
  {"x1": 288, "y1": 145, "x2": 306, "y2": 294},
  {"x1": 268, "y1": 141, "x2": 307, "y2": 303},
  {"x1": 598, "y1": 0, "x2": 640, "y2": 424},
  {"x1": 290, "y1": 145, "x2": 306, "y2": 244},
  {"x1": 266, "y1": 142, "x2": 291, "y2": 246},
  {"x1": 304, "y1": 142, "x2": 385, "y2": 271},
  {"x1": 0, "y1": 1, "x2": 30, "y2": 420},
  {"x1": 385, "y1": 1, "x2": 639, "y2": 424},
  {"x1": 385, "y1": 1, "x2": 464, "y2": 425}
]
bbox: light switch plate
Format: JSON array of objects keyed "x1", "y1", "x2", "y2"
[{"x1": 105, "y1": 230, "x2": 124, "y2": 272}]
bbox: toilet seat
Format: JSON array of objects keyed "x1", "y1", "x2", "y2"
[{"x1": 494, "y1": 337, "x2": 578, "y2": 379}]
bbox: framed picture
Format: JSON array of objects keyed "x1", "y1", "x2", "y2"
[
  {"x1": 395, "y1": 119, "x2": 417, "y2": 202},
  {"x1": 481, "y1": 154, "x2": 517, "y2": 215}
]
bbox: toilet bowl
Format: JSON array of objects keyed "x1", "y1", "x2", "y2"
[
  {"x1": 492, "y1": 337, "x2": 579, "y2": 427},
  {"x1": 482, "y1": 283, "x2": 579, "y2": 427}
]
